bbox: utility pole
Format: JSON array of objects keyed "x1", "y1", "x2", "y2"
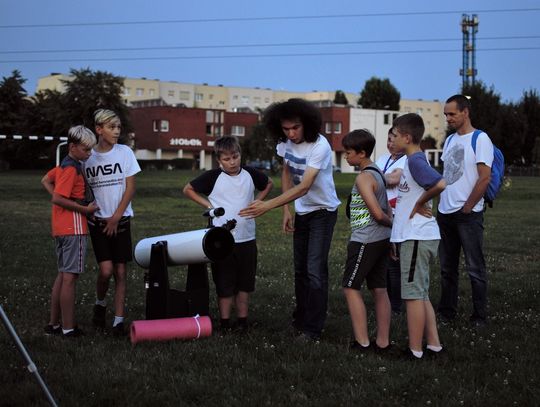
[{"x1": 460, "y1": 14, "x2": 479, "y2": 89}]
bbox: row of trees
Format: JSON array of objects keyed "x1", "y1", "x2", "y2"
[
  {"x1": 0, "y1": 69, "x2": 130, "y2": 169},
  {"x1": 1, "y1": 70, "x2": 538, "y2": 169}
]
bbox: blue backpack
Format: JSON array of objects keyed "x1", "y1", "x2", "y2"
[{"x1": 447, "y1": 129, "x2": 505, "y2": 208}]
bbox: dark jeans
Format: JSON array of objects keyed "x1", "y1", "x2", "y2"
[
  {"x1": 292, "y1": 209, "x2": 337, "y2": 338},
  {"x1": 437, "y1": 210, "x2": 487, "y2": 321}
]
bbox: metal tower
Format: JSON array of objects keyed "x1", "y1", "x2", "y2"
[{"x1": 460, "y1": 14, "x2": 479, "y2": 88}]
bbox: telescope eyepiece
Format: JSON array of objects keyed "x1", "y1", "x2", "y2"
[{"x1": 203, "y1": 207, "x2": 225, "y2": 218}]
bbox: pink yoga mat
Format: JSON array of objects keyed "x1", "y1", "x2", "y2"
[{"x1": 130, "y1": 315, "x2": 212, "y2": 344}]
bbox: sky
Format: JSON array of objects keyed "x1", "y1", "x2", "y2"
[{"x1": 1, "y1": 0, "x2": 540, "y2": 103}]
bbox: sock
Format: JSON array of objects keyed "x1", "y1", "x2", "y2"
[
  {"x1": 411, "y1": 349, "x2": 423, "y2": 358},
  {"x1": 113, "y1": 316, "x2": 124, "y2": 327},
  {"x1": 51, "y1": 324, "x2": 60, "y2": 329},
  {"x1": 62, "y1": 328, "x2": 74, "y2": 335},
  {"x1": 427, "y1": 344, "x2": 443, "y2": 352},
  {"x1": 95, "y1": 298, "x2": 107, "y2": 307}
]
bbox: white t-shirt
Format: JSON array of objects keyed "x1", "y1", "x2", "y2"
[
  {"x1": 189, "y1": 167, "x2": 269, "y2": 243},
  {"x1": 375, "y1": 153, "x2": 407, "y2": 212},
  {"x1": 276, "y1": 135, "x2": 340, "y2": 215},
  {"x1": 391, "y1": 153, "x2": 442, "y2": 243},
  {"x1": 84, "y1": 144, "x2": 141, "y2": 218},
  {"x1": 438, "y1": 130, "x2": 494, "y2": 214}
]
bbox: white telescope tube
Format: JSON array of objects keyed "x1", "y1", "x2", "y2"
[{"x1": 134, "y1": 227, "x2": 234, "y2": 268}]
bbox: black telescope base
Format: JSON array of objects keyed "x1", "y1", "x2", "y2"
[{"x1": 145, "y1": 241, "x2": 210, "y2": 320}]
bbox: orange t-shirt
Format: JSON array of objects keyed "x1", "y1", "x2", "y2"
[{"x1": 47, "y1": 156, "x2": 88, "y2": 236}]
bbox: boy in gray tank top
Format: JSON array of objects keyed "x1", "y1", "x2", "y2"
[{"x1": 341, "y1": 129, "x2": 394, "y2": 353}]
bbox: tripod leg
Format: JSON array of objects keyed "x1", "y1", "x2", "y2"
[{"x1": 0, "y1": 305, "x2": 58, "y2": 407}]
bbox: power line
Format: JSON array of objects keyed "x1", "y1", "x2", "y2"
[
  {"x1": 2, "y1": 47, "x2": 539, "y2": 64},
  {"x1": 1, "y1": 8, "x2": 539, "y2": 29},
  {"x1": 1, "y1": 35, "x2": 539, "y2": 55}
]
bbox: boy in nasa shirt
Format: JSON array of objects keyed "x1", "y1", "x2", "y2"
[{"x1": 85, "y1": 109, "x2": 141, "y2": 336}]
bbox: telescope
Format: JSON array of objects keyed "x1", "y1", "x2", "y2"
[{"x1": 134, "y1": 208, "x2": 235, "y2": 320}]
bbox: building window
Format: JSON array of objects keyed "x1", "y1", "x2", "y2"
[
  {"x1": 195, "y1": 93, "x2": 203, "y2": 102},
  {"x1": 241, "y1": 95, "x2": 249, "y2": 105},
  {"x1": 149, "y1": 89, "x2": 155, "y2": 97},
  {"x1": 168, "y1": 90, "x2": 175, "y2": 97},
  {"x1": 206, "y1": 124, "x2": 212, "y2": 135},
  {"x1": 416, "y1": 108, "x2": 423, "y2": 115},
  {"x1": 231, "y1": 125, "x2": 245, "y2": 137},
  {"x1": 325, "y1": 122, "x2": 332, "y2": 134},
  {"x1": 215, "y1": 125, "x2": 222, "y2": 137},
  {"x1": 179, "y1": 91, "x2": 190, "y2": 100},
  {"x1": 160, "y1": 120, "x2": 169, "y2": 132},
  {"x1": 206, "y1": 111, "x2": 214, "y2": 123},
  {"x1": 123, "y1": 87, "x2": 131, "y2": 96},
  {"x1": 152, "y1": 120, "x2": 169, "y2": 132},
  {"x1": 384, "y1": 113, "x2": 390, "y2": 125},
  {"x1": 334, "y1": 122, "x2": 342, "y2": 134},
  {"x1": 209, "y1": 94, "x2": 214, "y2": 100},
  {"x1": 136, "y1": 88, "x2": 144, "y2": 96}
]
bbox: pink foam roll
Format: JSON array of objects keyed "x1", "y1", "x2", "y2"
[{"x1": 130, "y1": 315, "x2": 212, "y2": 344}]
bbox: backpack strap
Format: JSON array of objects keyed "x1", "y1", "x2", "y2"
[{"x1": 470, "y1": 129, "x2": 483, "y2": 154}]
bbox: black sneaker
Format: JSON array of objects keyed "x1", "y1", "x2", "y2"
[
  {"x1": 112, "y1": 322, "x2": 126, "y2": 337},
  {"x1": 402, "y1": 348, "x2": 423, "y2": 360},
  {"x1": 373, "y1": 343, "x2": 395, "y2": 355},
  {"x1": 349, "y1": 340, "x2": 371, "y2": 352},
  {"x1": 44, "y1": 324, "x2": 61, "y2": 335},
  {"x1": 424, "y1": 347, "x2": 447, "y2": 359},
  {"x1": 92, "y1": 304, "x2": 106, "y2": 328},
  {"x1": 63, "y1": 327, "x2": 85, "y2": 338}
]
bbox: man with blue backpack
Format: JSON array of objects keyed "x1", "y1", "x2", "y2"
[{"x1": 437, "y1": 94, "x2": 500, "y2": 327}]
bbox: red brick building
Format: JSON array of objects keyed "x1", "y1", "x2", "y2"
[{"x1": 130, "y1": 106, "x2": 258, "y2": 169}]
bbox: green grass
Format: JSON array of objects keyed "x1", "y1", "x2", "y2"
[{"x1": 1, "y1": 170, "x2": 539, "y2": 406}]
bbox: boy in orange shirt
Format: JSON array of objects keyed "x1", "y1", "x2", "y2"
[{"x1": 42, "y1": 125, "x2": 98, "y2": 337}]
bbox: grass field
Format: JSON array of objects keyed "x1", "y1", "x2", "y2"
[{"x1": 1, "y1": 170, "x2": 539, "y2": 406}]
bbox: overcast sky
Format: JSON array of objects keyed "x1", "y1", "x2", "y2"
[{"x1": 2, "y1": 0, "x2": 539, "y2": 103}]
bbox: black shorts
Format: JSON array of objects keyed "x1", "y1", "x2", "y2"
[
  {"x1": 88, "y1": 216, "x2": 133, "y2": 264},
  {"x1": 342, "y1": 239, "x2": 390, "y2": 290},
  {"x1": 211, "y1": 240, "x2": 257, "y2": 297}
]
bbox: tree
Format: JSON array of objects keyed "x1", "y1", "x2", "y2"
[
  {"x1": 333, "y1": 90, "x2": 348, "y2": 105},
  {"x1": 518, "y1": 89, "x2": 540, "y2": 165},
  {"x1": 358, "y1": 77, "x2": 400, "y2": 110},
  {"x1": 0, "y1": 70, "x2": 31, "y2": 135},
  {"x1": 62, "y1": 68, "x2": 131, "y2": 137},
  {"x1": 0, "y1": 70, "x2": 34, "y2": 168},
  {"x1": 239, "y1": 123, "x2": 279, "y2": 173},
  {"x1": 461, "y1": 81, "x2": 501, "y2": 143}
]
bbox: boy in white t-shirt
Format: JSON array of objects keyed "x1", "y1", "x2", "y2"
[
  {"x1": 184, "y1": 136, "x2": 273, "y2": 331},
  {"x1": 375, "y1": 128, "x2": 407, "y2": 314},
  {"x1": 85, "y1": 109, "x2": 141, "y2": 336},
  {"x1": 390, "y1": 113, "x2": 446, "y2": 360},
  {"x1": 239, "y1": 99, "x2": 340, "y2": 341}
]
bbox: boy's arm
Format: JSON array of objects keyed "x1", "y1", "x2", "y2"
[
  {"x1": 103, "y1": 175, "x2": 136, "y2": 236},
  {"x1": 239, "y1": 165, "x2": 319, "y2": 220},
  {"x1": 357, "y1": 172, "x2": 392, "y2": 227},
  {"x1": 384, "y1": 168, "x2": 403, "y2": 187},
  {"x1": 51, "y1": 193, "x2": 98, "y2": 215},
  {"x1": 254, "y1": 177, "x2": 274, "y2": 201},
  {"x1": 183, "y1": 182, "x2": 212, "y2": 209},
  {"x1": 409, "y1": 178, "x2": 447, "y2": 219},
  {"x1": 41, "y1": 174, "x2": 55, "y2": 195}
]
